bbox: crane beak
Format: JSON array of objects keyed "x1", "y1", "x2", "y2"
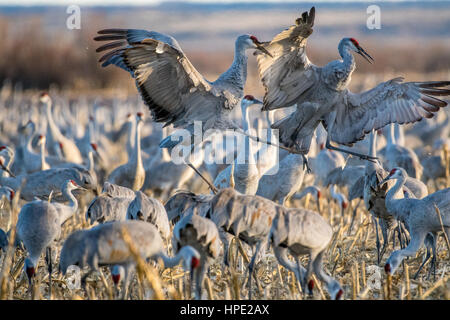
[
  {"x1": 357, "y1": 46, "x2": 374, "y2": 64},
  {"x1": 255, "y1": 43, "x2": 273, "y2": 58},
  {"x1": 0, "y1": 161, "x2": 15, "y2": 178},
  {"x1": 378, "y1": 176, "x2": 391, "y2": 187},
  {"x1": 252, "y1": 98, "x2": 263, "y2": 105}
]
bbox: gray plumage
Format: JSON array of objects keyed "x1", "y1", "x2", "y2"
[
  {"x1": 126, "y1": 191, "x2": 170, "y2": 242},
  {"x1": 164, "y1": 190, "x2": 214, "y2": 222},
  {"x1": 102, "y1": 181, "x2": 136, "y2": 199},
  {"x1": 59, "y1": 220, "x2": 201, "y2": 298},
  {"x1": 173, "y1": 212, "x2": 221, "y2": 299},
  {"x1": 86, "y1": 194, "x2": 133, "y2": 224},
  {"x1": 16, "y1": 180, "x2": 83, "y2": 294},
  {"x1": 269, "y1": 207, "x2": 343, "y2": 300},
  {"x1": 382, "y1": 167, "x2": 450, "y2": 276},
  {"x1": 208, "y1": 188, "x2": 284, "y2": 298},
  {"x1": 255, "y1": 7, "x2": 449, "y2": 156},
  {"x1": 95, "y1": 29, "x2": 272, "y2": 147},
  {"x1": 256, "y1": 153, "x2": 305, "y2": 205},
  {"x1": 383, "y1": 124, "x2": 423, "y2": 180},
  {"x1": 0, "y1": 166, "x2": 96, "y2": 201}
]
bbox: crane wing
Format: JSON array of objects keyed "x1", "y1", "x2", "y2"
[
  {"x1": 324, "y1": 78, "x2": 450, "y2": 145},
  {"x1": 255, "y1": 7, "x2": 317, "y2": 111},
  {"x1": 95, "y1": 29, "x2": 228, "y2": 128}
]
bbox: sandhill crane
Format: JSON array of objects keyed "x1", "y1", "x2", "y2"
[
  {"x1": 1, "y1": 166, "x2": 97, "y2": 201},
  {"x1": 269, "y1": 207, "x2": 343, "y2": 300},
  {"x1": 349, "y1": 130, "x2": 428, "y2": 263},
  {"x1": 143, "y1": 146, "x2": 205, "y2": 200},
  {"x1": 0, "y1": 145, "x2": 15, "y2": 177},
  {"x1": 255, "y1": 7, "x2": 450, "y2": 160},
  {"x1": 107, "y1": 113, "x2": 145, "y2": 191},
  {"x1": 173, "y1": 212, "x2": 221, "y2": 299},
  {"x1": 16, "y1": 180, "x2": 85, "y2": 297},
  {"x1": 329, "y1": 185, "x2": 349, "y2": 221},
  {"x1": 94, "y1": 29, "x2": 272, "y2": 151},
  {"x1": 213, "y1": 95, "x2": 262, "y2": 194},
  {"x1": 324, "y1": 163, "x2": 365, "y2": 189},
  {"x1": 380, "y1": 168, "x2": 450, "y2": 276},
  {"x1": 207, "y1": 188, "x2": 284, "y2": 299},
  {"x1": 102, "y1": 181, "x2": 136, "y2": 199},
  {"x1": 59, "y1": 220, "x2": 201, "y2": 299},
  {"x1": 311, "y1": 144, "x2": 345, "y2": 186},
  {"x1": 256, "y1": 153, "x2": 305, "y2": 205},
  {"x1": 86, "y1": 194, "x2": 133, "y2": 225},
  {"x1": 39, "y1": 93, "x2": 83, "y2": 164},
  {"x1": 383, "y1": 124, "x2": 423, "y2": 180},
  {"x1": 421, "y1": 152, "x2": 447, "y2": 186},
  {"x1": 164, "y1": 190, "x2": 214, "y2": 222},
  {"x1": 291, "y1": 185, "x2": 322, "y2": 215},
  {"x1": 20, "y1": 121, "x2": 51, "y2": 173},
  {"x1": 126, "y1": 191, "x2": 170, "y2": 242}
]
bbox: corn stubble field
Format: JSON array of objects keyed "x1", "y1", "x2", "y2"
[{"x1": 0, "y1": 2, "x2": 449, "y2": 300}]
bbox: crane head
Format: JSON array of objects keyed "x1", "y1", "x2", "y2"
[
  {"x1": 242, "y1": 95, "x2": 263, "y2": 107},
  {"x1": 39, "y1": 92, "x2": 51, "y2": 104},
  {"x1": 346, "y1": 37, "x2": 374, "y2": 64},
  {"x1": 239, "y1": 34, "x2": 273, "y2": 57},
  {"x1": 37, "y1": 135, "x2": 46, "y2": 145},
  {"x1": 90, "y1": 143, "x2": 98, "y2": 152},
  {"x1": 24, "y1": 258, "x2": 36, "y2": 283}
]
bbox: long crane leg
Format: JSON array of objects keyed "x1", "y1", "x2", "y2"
[{"x1": 324, "y1": 113, "x2": 377, "y2": 162}]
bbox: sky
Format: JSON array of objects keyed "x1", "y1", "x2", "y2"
[{"x1": 0, "y1": 0, "x2": 446, "y2": 6}]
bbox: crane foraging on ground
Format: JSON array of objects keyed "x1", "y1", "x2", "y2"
[
  {"x1": 380, "y1": 168, "x2": 450, "y2": 277},
  {"x1": 173, "y1": 211, "x2": 221, "y2": 299},
  {"x1": 269, "y1": 207, "x2": 343, "y2": 300},
  {"x1": 254, "y1": 7, "x2": 450, "y2": 161},
  {"x1": 126, "y1": 191, "x2": 171, "y2": 242},
  {"x1": 16, "y1": 180, "x2": 85, "y2": 298},
  {"x1": 207, "y1": 188, "x2": 285, "y2": 299},
  {"x1": 59, "y1": 220, "x2": 201, "y2": 299}
]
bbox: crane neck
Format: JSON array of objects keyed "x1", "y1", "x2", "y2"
[
  {"x1": 87, "y1": 150, "x2": 94, "y2": 172},
  {"x1": 214, "y1": 42, "x2": 248, "y2": 94},
  {"x1": 45, "y1": 100, "x2": 62, "y2": 141},
  {"x1": 157, "y1": 249, "x2": 185, "y2": 269},
  {"x1": 237, "y1": 103, "x2": 255, "y2": 165},
  {"x1": 387, "y1": 123, "x2": 396, "y2": 146},
  {"x1": 127, "y1": 119, "x2": 136, "y2": 155},
  {"x1": 295, "y1": 186, "x2": 317, "y2": 200},
  {"x1": 131, "y1": 120, "x2": 143, "y2": 167},
  {"x1": 338, "y1": 41, "x2": 356, "y2": 73},
  {"x1": 60, "y1": 186, "x2": 79, "y2": 223},
  {"x1": 385, "y1": 176, "x2": 407, "y2": 219},
  {"x1": 40, "y1": 141, "x2": 48, "y2": 170},
  {"x1": 365, "y1": 130, "x2": 378, "y2": 174}
]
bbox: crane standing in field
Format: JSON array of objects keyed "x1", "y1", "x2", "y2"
[
  {"x1": 16, "y1": 180, "x2": 85, "y2": 298},
  {"x1": 107, "y1": 112, "x2": 145, "y2": 191},
  {"x1": 40, "y1": 93, "x2": 84, "y2": 164},
  {"x1": 269, "y1": 207, "x2": 343, "y2": 300},
  {"x1": 173, "y1": 211, "x2": 221, "y2": 299},
  {"x1": 255, "y1": 7, "x2": 450, "y2": 161},
  {"x1": 59, "y1": 220, "x2": 201, "y2": 299},
  {"x1": 380, "y1": 168, "x2": 450, "y2": 276},
  {"x1": 213, "y1": 95, "x2": 262, "y2": 195}
]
